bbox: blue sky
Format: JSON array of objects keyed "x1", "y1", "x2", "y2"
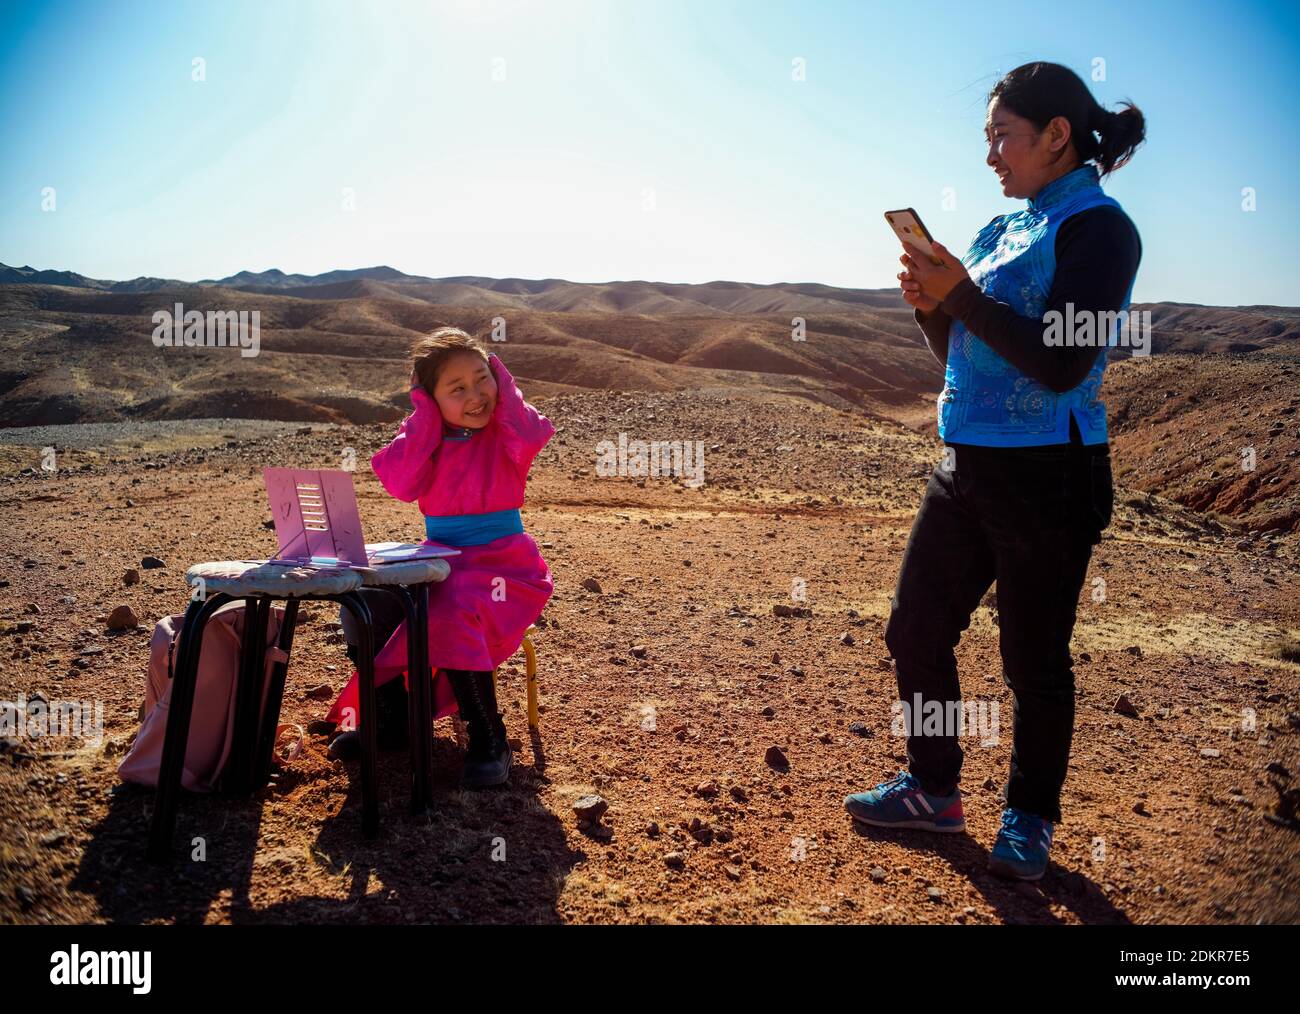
[{"x1": 1, "y1": 0, "x2": 1297, "y2": 305}]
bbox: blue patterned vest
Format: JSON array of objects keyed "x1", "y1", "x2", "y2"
[{"x1": 938, "y1": 163, "x2": 1134, "y2": 446}]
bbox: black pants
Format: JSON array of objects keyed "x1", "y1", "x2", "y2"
[
  {"x1": 339, "y1": 587, "x2": 406, "y2": 653},
  {"x1": 883, "y1": 435, "x2": 1113, "y2": 823},
  {"x1": 337, "y1": 589, "x2": 489, "y2": 690}
]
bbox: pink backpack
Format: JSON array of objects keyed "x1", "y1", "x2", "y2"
[{"x1": 119, "y1": 600, "x2": 303, "y2": 793}]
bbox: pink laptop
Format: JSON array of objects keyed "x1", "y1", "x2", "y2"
[{"x1": 263, "y1": 468, "x2": 459, "y2": 568}]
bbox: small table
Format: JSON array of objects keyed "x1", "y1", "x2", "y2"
[{"x1": 145, "y1": 557, "x2": 448, "y2": 862}]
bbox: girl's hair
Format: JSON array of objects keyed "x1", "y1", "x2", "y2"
[
  {"x1": 988, "y1": 62, "x2": 1146, "y2": 177},
  {"x1": 410, "y1": 327, "x2": 488, "y2": 393}
]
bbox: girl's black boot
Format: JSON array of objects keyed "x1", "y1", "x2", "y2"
[{"x1": 446, "y1": 669, "x2": 512, "y2": 788}]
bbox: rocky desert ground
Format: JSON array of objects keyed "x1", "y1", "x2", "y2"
[{"x1": 2, "y1": 376, "x2": 1298, "y2": 924}]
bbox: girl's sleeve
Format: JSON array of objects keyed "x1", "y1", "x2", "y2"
[
  {"x1": 370, "y1": 387, "x2": 442, "y2": 502},
  {"x1": 488, "y1": 353, "x2": 555, "y2": 468}
]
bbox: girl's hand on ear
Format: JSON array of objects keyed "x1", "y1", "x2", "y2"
[
  {"x1": 408, "y1": 371, "x2": 439, "y2": 416},
  {"x1": 900, "y1": 240, "x2": 971, "y2": 304}
]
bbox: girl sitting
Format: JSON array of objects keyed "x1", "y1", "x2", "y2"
[{"x1": 325, "y1": 327, "x2": 555, "y2": 788}]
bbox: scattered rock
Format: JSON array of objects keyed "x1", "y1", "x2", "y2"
[
  {"x1": 839, "y1": 631, "x2": 855, "y2": 646},
  {"x1": 848, "y1": 722, "x2": 872, "y2": 738},
  {"x1": 1113, "y1": 694, "x2": 1139, "y2": 718},
  {"x1": 629, "y1": 644, "x2": 647, "y2": 659},
  {"x1": 870, "y1": 866, "x2": 887, "y2": 883},
  {"x1": 106, "y1": 605, "x2": 138, "y2": 631},
  {"x1": 664, "y1": 851, "x2": 685, "y2": 870},
  {"x1": 573, "y1": 794, "x2": 609, "y2": 824},
  {"x1": 122, "y1": 569, "x2": 140, "y2": 586},
  {"x1": 141, "y1": 555, "x2": 166, "y2": 570},
  {"x1": 581, "y1": 577, "x2": 603, "y2": 594},
  {"x1": 303, "y1": 684, "x2": 333, "y2": 701},
  {"x1": 1200, "y1": 748, "x2": 1221, "y2": 759},
  {"x1": 764, "y1": 745, "x2": 790, "y2": 771},
  {"x1": 694, "y1": 780, "x2": 719, "y2": 798}
]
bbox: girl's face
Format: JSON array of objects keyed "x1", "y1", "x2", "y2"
[
  {"x1": 985, "y1": 98, "x2": 1073, "y2": 200},
  {"x1": 432, "y1": 351, "x2": 497, "y2": 429}
]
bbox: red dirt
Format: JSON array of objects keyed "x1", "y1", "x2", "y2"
[{"x1": 2, "y1": 390, "x2": 1298, "y2": 924}]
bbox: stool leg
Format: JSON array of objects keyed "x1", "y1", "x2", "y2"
[
  {"x1": 228, "y1": 596, "x2": 271, "y2": 794},
  {"x1": 524, "y1": 635, "x2": 539, "y2": 731},
  {"x1": 339, "y1": 591, "x2": 379, "y2": 838},
  {"x1": 147, "y1": 592, "x2": 231, "y2": 863},
  {"x1": 414, "y1": 582, "x2": 435, "y2": 809},
  {"x1": 253, "y1": 597, "x2": 299, "y2": 789}
]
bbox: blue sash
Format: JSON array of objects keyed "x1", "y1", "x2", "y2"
[{"x1": 424, "y1": 508, "x2": 524, "y2": 546}]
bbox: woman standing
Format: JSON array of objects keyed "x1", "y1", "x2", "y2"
[{"x1": 844, "y1": 62, "x2": 1145, "y2": 881}]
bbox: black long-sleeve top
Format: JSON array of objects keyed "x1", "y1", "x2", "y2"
[{"x1": 915, "y1": 205, "x2": 1142, "y2": 395}]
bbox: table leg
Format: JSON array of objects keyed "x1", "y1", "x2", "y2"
[
  {"x1": 414, "y1": 582, "x2": 435, "y2": 809},
  {"x1": 146, "y1": 592, "x2": 232, "y2": 863},
  {"x1": 338, "y1": 591, "x2": 379, "y2": 838},
  {"x1": 228, "y1": 596, "x2": 270, "y2": 794},
  {"x1": 253, "y1": 597, "x2": 299, "y2": 789}
]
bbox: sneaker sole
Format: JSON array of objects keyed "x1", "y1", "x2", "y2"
[
  {"x1": 987, "y1": 856, "x2": 1046, "y2": 881},
  {"x1": 844, "y1": 802, "x2": 966, "y2": 833}
]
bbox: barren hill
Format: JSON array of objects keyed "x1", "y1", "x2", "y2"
[{"x1": 2, "y1": 267, "x2": 1299, "y2": 531}]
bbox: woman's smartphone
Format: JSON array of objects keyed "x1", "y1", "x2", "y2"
[{"x1": 884, "y1": 208, "x2": 944, "y2": 266}]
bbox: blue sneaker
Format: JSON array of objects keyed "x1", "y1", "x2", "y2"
[
  {"x1": 988, "y1": 806, "x2": 1054, "y2": 881},
  {"x1": 844, "y1": 770, "x2": 966, "y2": 832}
]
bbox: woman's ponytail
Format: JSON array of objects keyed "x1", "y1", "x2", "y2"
[{"x1": 1092, "y1": 102, "x2": 1146, "y2": 176}]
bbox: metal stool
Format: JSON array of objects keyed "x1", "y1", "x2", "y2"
[{"x1": 493, "y1": 625, "x2": 541, "y2": 730}]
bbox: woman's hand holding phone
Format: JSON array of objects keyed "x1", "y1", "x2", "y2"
[
  {"x1": 899, "y1": 240, "x2": 970, "y2": 305},
  {"x1": 885, "y1": 209, "x2": 970, "y2": 311},
  {"x1": 898, "y1": 266, "x2": 941, "y2": 314}
]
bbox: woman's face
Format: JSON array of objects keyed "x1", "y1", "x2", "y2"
[
  {"x1": 433, "y1": 352, "x2": 497, "y2": 429},
  {"x1": 985, "y1": 98, "x2": 1073, "y2": 200}
]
